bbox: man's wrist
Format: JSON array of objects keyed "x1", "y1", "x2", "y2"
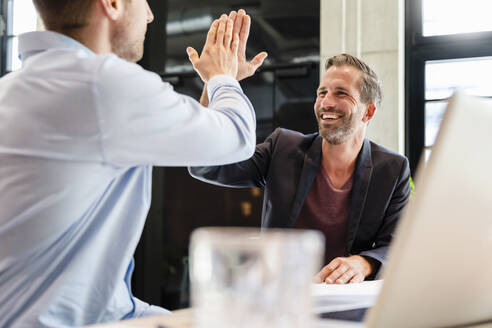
[
  {"x1": 351, "y1": 255, "x2": 377, "y2": 277},
  {"x1": 360, "y1": 255, "x2": 380, "y2": 278},
  {"x1": 200, "y1": 83, "x2": 209, "y2": 107},
  {"x1": 208, "y1": 71, "x2": 235, "y2": 81}
]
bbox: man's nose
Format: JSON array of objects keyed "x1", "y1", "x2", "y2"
[
  {"x1": 146, "y1": 2, "x2": 154, "y2": 23},
  {"x1": 321, "y1": 93, "x2": 336, "y2": 109}
]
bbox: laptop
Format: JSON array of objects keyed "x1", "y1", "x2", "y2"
[{"x1": 320, "y1": 92, "x2": 492, "y2": 328}]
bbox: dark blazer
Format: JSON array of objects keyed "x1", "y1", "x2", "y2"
[{"x1": 189, "y1": 128, "x2": 411, "y2": 274}]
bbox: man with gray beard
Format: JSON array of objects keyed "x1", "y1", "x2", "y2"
[{"x1": 189, "y1": 54, "x2": 411, "y2": 285}]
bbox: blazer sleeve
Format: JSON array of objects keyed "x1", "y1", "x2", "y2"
[
  {"x1": 359, "y1": 157, "x2": 411, "y2": 277},
  {"x1": 188, "y1": 128, "x2": 282, "y2": 188}
]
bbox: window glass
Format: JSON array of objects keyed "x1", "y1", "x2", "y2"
[
  {"x1": 423, "y1": 0, "x2": 492, "y2": 36},
  {"x1": 425, "y1": 57, "x2": 492, "y2": 100},
  {"x1": 8, "y1": 37, "x2": 21, "y2": 71},
  {"x1": 425, "y1": 101, "x2": 447, "y2": 147},
  {"x1": 424, "y1": 98, "x2": 492, "y2": 161},
  {"x1": 7, "y1": 0, "x2": 38, "y2": 71},
  {"x1": 424, "y1": 148, "x2": 432, "y2": 163},
  {"x1": 12, "y1": 0, "x2": 38, "y2": 35}
]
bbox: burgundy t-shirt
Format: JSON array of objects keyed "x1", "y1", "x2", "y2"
[{"x1": 294, "y1": 167, "x2": 353, "y2": 265}]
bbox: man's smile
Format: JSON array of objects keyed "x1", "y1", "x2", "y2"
[
  {"x1": 321, "y1": 112, "x2": 342, "y2": 120},
  {"x1": 319, "y1": 111, "x2": 345, "y2": 124}
]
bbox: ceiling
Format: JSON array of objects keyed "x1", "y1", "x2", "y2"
[{"x1": 164, "y1": 0, "x2": 320, "y2": 73}]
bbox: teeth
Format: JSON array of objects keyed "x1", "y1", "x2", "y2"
[{"x1": 321, "y1": 113, "x2": 340, "y2": 120}]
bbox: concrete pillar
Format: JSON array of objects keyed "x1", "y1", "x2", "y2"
[{"x1": 320, "y1": 0, "x2": 405, "y2": 153}]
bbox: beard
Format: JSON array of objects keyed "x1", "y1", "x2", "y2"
[
  {"x1": 317, "y1": 109, "x2": 358, "y2": 145},
  {"x1": 110, "y1": 12, "x2": 146, "y2": 62}
]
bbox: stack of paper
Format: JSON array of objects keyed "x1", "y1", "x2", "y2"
[{"x1": 311, "y1": 280, "x2": 383, "y2": 314}]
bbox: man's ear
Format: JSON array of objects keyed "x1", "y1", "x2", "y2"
[
  {"x1": 97, "y1": 0, "x2": 124, "y2": 21},
  {"x1": 363, "y1": 102, "x2": 376, "y2": 123}
]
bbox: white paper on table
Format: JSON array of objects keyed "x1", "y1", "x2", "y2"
[{"x1": 311, "y1": 279, "x2": 383, "y2": 314}]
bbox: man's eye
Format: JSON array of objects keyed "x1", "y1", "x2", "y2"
[{"x1": 318, "y1": 91, "x2": 327, "y2": 96}]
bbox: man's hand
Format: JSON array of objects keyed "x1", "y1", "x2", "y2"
[
  {"x1": 314, "y1": 255, "x2": 376, "y2": 284},
  {"x1": 228, "y1": 9, "x2": 268, "y2": 81},
  {"x1": 186, "y1": 15, "x2": 239, "y2": 82}
]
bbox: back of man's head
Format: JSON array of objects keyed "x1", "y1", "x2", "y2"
[
  {"x1": 33, "y1": 0, "x2": 95, "y2": 32},
  {"x1": 325, "y1": 54, "x2": 382, "y2": 109}
]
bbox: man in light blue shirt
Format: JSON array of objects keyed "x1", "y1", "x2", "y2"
[{"x1": 0, "y1": 1, "x2": 265, "y2": 327}]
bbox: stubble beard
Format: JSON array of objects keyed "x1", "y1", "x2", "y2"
[
  {"x1": 317, "y1": 109, "x2": 359, "y2": 145},
  {"x1": 110, "y1": 14, "x2": 146, "y2": 62}
]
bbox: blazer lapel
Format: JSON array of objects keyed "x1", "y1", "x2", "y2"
[
  {"x1": 346, "y1": 139, "x2": 373, "y2": 253},
  {"x1": 287, "y1": 135, "x2": 323, "y2": 227}
]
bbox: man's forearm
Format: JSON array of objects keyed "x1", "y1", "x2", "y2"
[{"x1": 200, "y1": 83, "x2": 209, "y2": 107}]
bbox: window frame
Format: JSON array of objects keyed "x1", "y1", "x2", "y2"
[
  {"x1": 0, "y1": 0, "x2": 7, "y2": 76},
  {"x1": 1, "y1": 0, "x2": 15, "y2": 76},
  {"x1": 405, "y1": 0, "x2": 492, "y2": 174},
  {"x1": 1, "y1": 0, "x2": 40, "y2": 75}
]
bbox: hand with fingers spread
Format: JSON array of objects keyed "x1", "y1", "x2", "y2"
[
  {"x1": 314, "y1": 255, "x2": 377, "y2": 284},
  {"x1": 228, "y1": 9, "x2": 268, "y2": 81},
  {"x1": 186, "y1": 15, "x2": 239, "y2": 82}
]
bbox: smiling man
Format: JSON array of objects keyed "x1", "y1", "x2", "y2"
[{"x1": 190, "y1": 53, "x2": 411, "y2": 285}]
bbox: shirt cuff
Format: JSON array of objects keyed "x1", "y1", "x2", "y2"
[{"x1": 207, "y1": 74, "x2": 242, "y2": 102}]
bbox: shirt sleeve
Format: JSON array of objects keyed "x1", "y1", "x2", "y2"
[
  {"x1": 188, "y1": 128, "x2": 282, "y2": 188},
  {"x1": 93, "y1": 55, "x2": 256, "y2": 167}
]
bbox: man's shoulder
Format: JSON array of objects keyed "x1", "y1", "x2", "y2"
[
  {"x1": 21, "y1": 47, "x2": 120, "y2": 79},
  {"x1": 265, "y1": 128, "x2": 320, "y2": 154},
  {"x1": 270, "y1": 127, "x2": 319, "y2": 145},
  {"x1": 48, "y1": 47, "x2": 144, "y2": 76},
  {"x1": 368, "y1": 140, "x2": 409, "y2": 167}
]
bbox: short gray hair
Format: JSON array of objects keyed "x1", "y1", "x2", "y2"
[{"x1": 325, "y1": 54, "x2": 383, "y2": 109}]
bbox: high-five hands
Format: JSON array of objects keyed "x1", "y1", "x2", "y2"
[
  {"x1": 187, "y1": 15, "x2": 239, "y2": 82},
  {"x1": 187, "y1": 10, "x2": 267, "y2": 82},
  {"x1": 228, "y1": 9, "x2": 268, "y2": 81},
  {"x1": 314, "y1": 255, "x2": 377, "y2": 284}
]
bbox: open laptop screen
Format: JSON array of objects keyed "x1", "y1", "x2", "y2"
[{"x1": 365, "y1": 93, "x2": 492, "y2": 328}]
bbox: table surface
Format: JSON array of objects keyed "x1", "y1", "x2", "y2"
[
  {"x1": 85, "y1": 309, "x2": 364, "y2": 328},
  {"x1": 85, "y1": 309, "x2": 492, "y2": 328},
  {"x1": 87, "y1": 309, "x2": 194, "y2": 328}
]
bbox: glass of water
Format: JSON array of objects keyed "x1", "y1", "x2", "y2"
[{"x1": 190, "y1": 227, "x2": 324, "y2": 328}]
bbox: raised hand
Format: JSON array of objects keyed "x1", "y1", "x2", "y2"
[
  {"x1": 186, "y1": 15, "x2": 239, "y2": 82},
  {"x1": 228, "y1": 9, "x2": 268, "y2": 81}
]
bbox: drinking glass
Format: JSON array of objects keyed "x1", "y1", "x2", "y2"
[{"x1": 190, "y1": 227, "x2": 324, "y2": 328}]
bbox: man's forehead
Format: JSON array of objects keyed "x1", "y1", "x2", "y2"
[{"x1": 319, "y1": 65, "x2": 362, "y2": 88}]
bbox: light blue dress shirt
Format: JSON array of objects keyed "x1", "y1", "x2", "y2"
[{"x1": 0, "y1": 31, "x2": 256, "y2": 328}]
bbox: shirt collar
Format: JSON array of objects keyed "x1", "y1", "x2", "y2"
[{"x1": 18, "y1": 31, "x2": 95, "y2": 61}]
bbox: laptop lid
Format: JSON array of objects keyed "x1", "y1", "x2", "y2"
[{"x1": 365, "y1": 92, "x2": 492, "y2": 328}]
